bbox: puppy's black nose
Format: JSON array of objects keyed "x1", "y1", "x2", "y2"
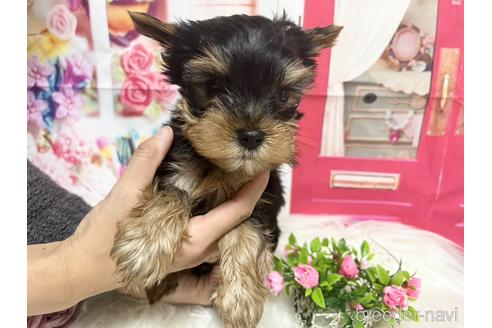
[{"x1": 237, "y1": 129, "x2": 265, "y2": 150}]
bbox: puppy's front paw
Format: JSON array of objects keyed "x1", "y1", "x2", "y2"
[
  {"x1": 110, "y1": 188, "x2": 191, "y2": 292},
  {"x1": 111, "y1": 216, "x2": 174, "y2": 291},
  {"x1": 214, "y1": 277, "x2": 265, "y2": 328}
]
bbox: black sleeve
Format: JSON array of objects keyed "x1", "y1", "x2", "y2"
[{"x1": 27, "y1": 161, "x2": 92, "y2": 245}]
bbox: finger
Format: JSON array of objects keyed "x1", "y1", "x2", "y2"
[
  {"x1": 117, "y1": 126, "x2": 173, "y2": 190},
  {"x1": 191, "y1": 171, "x2": 269, "y2": 243}
]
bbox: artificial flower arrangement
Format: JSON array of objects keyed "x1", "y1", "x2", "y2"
[
  {"x1": 268, "y1": 234, "x2": 421, "y2": 328},
  {"x1": 27, "y1": 2, "x2": 140, "y2": 185},
  {"x1": 112, "y1": 42, "x2": 178, "y2": 118},
  {"x1": 27, "y1": 2, "x2": 98, "y2": 158}
]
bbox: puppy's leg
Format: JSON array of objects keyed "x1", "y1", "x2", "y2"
[
  {"x1": 110, "y1": 183, "x2": 190, "y2": 292},
  {"x1": 213, "y1": 222, "x2": 273, "y2": 328}
]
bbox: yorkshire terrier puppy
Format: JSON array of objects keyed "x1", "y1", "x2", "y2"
[{"x1": 111, "y1": 11, "x2": 341, "y2": 328}]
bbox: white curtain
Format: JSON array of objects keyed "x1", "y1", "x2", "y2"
[{"x1": 320, "y1": 0, "x2": 411, "y2": 156}]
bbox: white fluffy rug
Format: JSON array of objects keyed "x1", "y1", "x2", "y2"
[{"x1": 72, "y1": 215, "x2": 463, "y2": 328}]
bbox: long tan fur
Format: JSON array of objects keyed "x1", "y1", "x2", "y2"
[
  {"x1": 213, "y1": 222, "x2": 273, "y2": 328},
  {"x1": 110, "y1": 182, "x2": 191, "y2": 292}
]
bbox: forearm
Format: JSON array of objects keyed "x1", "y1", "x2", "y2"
[{"x1": 27, "y1": 238, "x2": 117, "y2": 316}]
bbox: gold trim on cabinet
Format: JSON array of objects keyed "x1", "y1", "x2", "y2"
[
  {"x1": 330, "y1": 170, "x2": 400, "y2": 191},
  {"x1": 427, "y1": 48, "x2": 461, "y2": 136}
]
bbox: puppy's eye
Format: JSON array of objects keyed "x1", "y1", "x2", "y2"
[{"x1": 278, "y1": 89, "x2": 290, "y2": 103}]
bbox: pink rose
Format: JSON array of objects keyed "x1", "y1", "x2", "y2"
[
  {"x1": 339, "y1": 256, "x2": 359, "y2": 279},
  {"x1": 46, "y1": 4, "x2": 77, "y2": 41},
  {"x1": 294, "y1": 264, "x2": 319, "y2": 289},
  {"x1": 405, "y1": 277, "x2": 422, "y2": 299},
  {"x1": 120, "y1": 74, "x2": 154, "y2": 115},
  {"x1": 151, "y1": 73, "x2": 178, "y2": 104},
  {"x1": 121, "y1": 44, "x2": 154, "y2": 74},
  {"x1": 383, "y1": 285, "x2": 409, "y2": 310},
  {"x1": 350, "y1": 302, "x2": 364, "y2": 311},
  {"x1": 266, "y1": 271, "x2": 285, "y2": 296}
]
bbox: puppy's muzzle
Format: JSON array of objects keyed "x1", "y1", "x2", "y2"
[{"x1": 237, "y1": 129, "x2": 265, "y2": 150}]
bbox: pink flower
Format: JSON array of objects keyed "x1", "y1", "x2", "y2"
[
  {"x1": 383, "y1": 285, "x2": 409, "y2": 311},
  {"x1": 64, "y1": 53, "x2": 92, "y2": 86},
  {"x1": 266, "y1": 271, "x2": 285, "y2": 296},
  {"x1": 52, "y1": 128, "x2": 90, "y2": 165},
  {"x1": 350, "y1": 302, "x2": 364, "y2": 311},
  {"x1": 121, "y1": 44, "x2": 154, "y2": 74},
  {"x1": 359, "y1": 259, "x2": 367, "y2": 270},
  {"x1": 339, "y1": 256, "x2": 359, "y2": 279},
  {"x1": 28, "y1": 56, "x2": 53, "y2": 90},
  {"x1": 46, "y1": 4, "x2": 77, "y2": 41},
  {"x1": 120, "y1": 74, "x2": 154, "y2": 115},
  {"x1": 27, "y1": 91, "x2": 47, "y2": 127},
  {"x1": 405, "y1": 277, "x2": 422, "y2": 299},
  {"x1": 52, "y1": 88, "x2": 82, "y2": 119},
  {"x1": 294, "y1": 264, "x2": 319, "y2": 289},
  {"x1": 151, "y1": 73, "x2": 178, "y2": 104}
]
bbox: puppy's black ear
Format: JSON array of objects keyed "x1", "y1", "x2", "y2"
[
  {"x1": 128, "y1": 11, "x2": 175, "y2": 47},
  {"x1": 306, "y1": 25, "x2": 343, "y2": 55}
]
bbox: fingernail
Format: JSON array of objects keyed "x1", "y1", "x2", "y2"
[{"x1": 157, "y1": 126, "x2": 172, "y2": 140}]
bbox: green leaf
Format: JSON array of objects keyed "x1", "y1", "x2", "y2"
[
  {"x1": 377, "y1": 265, "x2": 390, "y2": 285},
  {"x1": 299, "y1": 248, "x2": 309, "y2": 264},
  {"x1": 288, "y1": 233, "x2": 297, "y2": 246},
  {"x1": 353, "y1": 321, "x2": 364, "y2": 328},
  {"x1": 407, "y1": 306, "x2": 420, "y2": 322},
  {"x1": 352, "y1": 285, "x2": 368, "y2": 297},
  {"x1": 391, "y1": 271, "x2": 407, "y2": 286},
  {"x1": 144, "y1": 101, "x2": 163, "y2": 120},
  {"x1": 310, "y1": 237, "x2": 321, "y2": 253},
  {"x1": 338, "y1": 239, "x2": 347, "y2": 252},
  {"x1": 367, "y1": 253, "x2": 375, "y2": 261},
  {"x1": 325, "y1": 273, "x2": 342, "y2": 286},
  {"x1": 366, "y1": 267, "x2": 377, "y2": 283},
  {"x1": 357, "y1": 293, "x2": 375, "y2": 307},
  {"x1": 361, "y1": 240, "x2": 370, "y2": 257},
  {"x1": 322, "y1": 238, "x2": 329, "y2": 247},
  {"x1": 311, "y1": 287, "x2": 326, "y2": 309},
  {"x1": 305, "y1": 288, "x2": 312, "y2": 297}
]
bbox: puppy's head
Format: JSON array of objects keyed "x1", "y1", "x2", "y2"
[{"x1": 130, "y1": 12, "x2": 341, "y2": 175}]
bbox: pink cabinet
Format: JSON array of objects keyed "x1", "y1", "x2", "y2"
[{"x1": 291, "y1": 0, "x2": 464, "y2": 246}]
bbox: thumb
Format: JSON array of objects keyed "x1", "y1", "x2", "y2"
[{"x1": 118, "y1": 126, "x2": 174, "y2": 190}]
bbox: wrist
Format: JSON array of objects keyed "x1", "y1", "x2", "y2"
[{"x1": 60, "y1": 235, "x2": 120, "y2": 301}]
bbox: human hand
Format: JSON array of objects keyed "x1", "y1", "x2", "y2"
[{"x1": 28, "y1": 126, "x2": 269, "y2": 314}]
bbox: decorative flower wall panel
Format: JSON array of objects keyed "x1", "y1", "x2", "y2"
[
  {"x1": 28, "y1": 0, "x2": 99, "y2": 126},
  {"x1": 105, "y1": 0, "x2": 260, "y2": 119}
]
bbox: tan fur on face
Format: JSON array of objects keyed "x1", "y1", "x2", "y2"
[
  {"x1": 283, "y1": 60, "x2": 315, "y2": 92},
  {"x1": 182, "y1": 100, "x2": 297, "y2": 176},
  {"x1": 110, "y1": 182, "x2": 191, "y2": 292},
  {"x1": 183, "y1": 47, "x2": 230, "y2": 82},
  {"x1": 213, "y1": 222, "x2": 272, "y2": 328}
]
